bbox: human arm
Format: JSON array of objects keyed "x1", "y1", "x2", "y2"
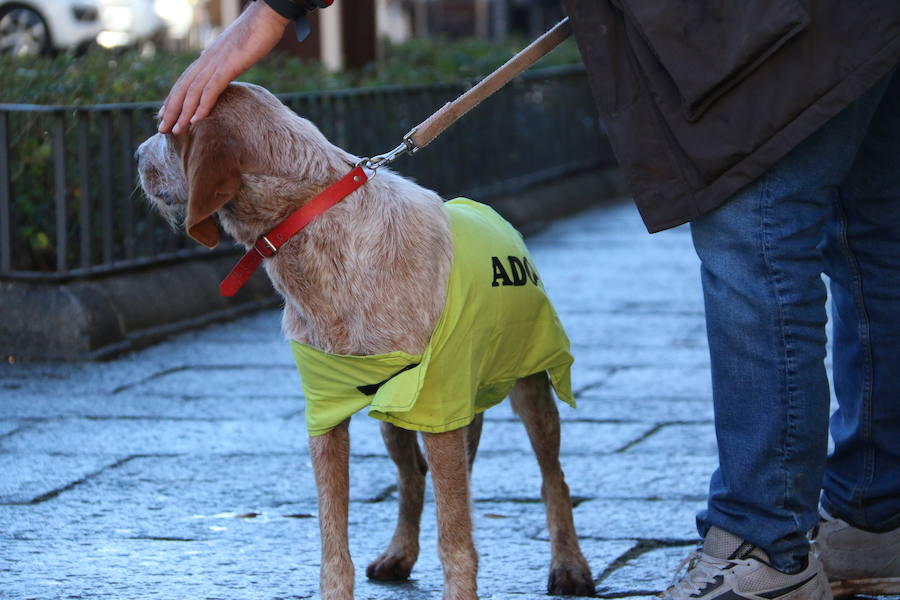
[{"x1": 157, "y1": 0, "x2": 290, "y2": 134}]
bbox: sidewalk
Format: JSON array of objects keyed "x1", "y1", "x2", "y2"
[{"x1": 0, "y1": 198, "x2": 799, "y2": 598}]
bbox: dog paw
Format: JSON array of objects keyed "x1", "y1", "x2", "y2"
[
  {"x1": 547, "y1": 563, "x2": 596, "y2": 597},
  {"x1": 366, "y1": 552, "x2": 415, "y2": 581}
]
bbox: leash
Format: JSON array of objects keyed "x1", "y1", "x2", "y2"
[
  {"x1": 358, "y1": 17, "x2": 573, "y2": 170},
  {"x1": 219, "y1": 17, "x2": 573, "y2": 297}
]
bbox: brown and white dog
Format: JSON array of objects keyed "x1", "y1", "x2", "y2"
[{"x1": 136, "y1": 82, "x2": 593, "y2": 600}]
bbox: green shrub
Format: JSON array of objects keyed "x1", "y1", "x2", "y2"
[
  {"x1": 0, "y1": 37, "x2": 581, "y2": 105},
  {"x1": 0, "y1": 37, "x2": 583, "y2": 272}
]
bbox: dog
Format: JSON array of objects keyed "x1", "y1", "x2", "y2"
[{"x1": 136, "y1": 82, "x2": 594, "y2": 600}]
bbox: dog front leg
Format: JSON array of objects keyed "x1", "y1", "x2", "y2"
[
  {"x1": 367, "y1": 422, "x2": 427, "y2": 581},
  {"x1": 511, "y1": 373, "x2": 594, "y2": 596},
  {"x1": 310, "y1": 420, "x2": 354, "y2": 600},
  {"x1": 422, "y1": 428, "x2": 479, "y2": 600}
]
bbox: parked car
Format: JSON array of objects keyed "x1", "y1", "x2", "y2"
[
  {"x1": 0, "y1": 0, "x2": 101, "y2": 55},
  {"x1": 96, "y1": 0, "x2": 164, "y2": 49}
]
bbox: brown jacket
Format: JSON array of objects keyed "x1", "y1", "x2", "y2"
[{"x1": 562, "y1": 0, "x2": 900, "y2": 232}]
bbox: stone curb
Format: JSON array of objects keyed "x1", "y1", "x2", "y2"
[
  {"x1": 0, "y1": 257, "x2": 277, "y2": 362},
  {"x1": 1, "y1": 168, "x2": 625, "y2": 362}
]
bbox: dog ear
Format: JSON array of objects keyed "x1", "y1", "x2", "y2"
[{"x1": 181, "y1": 119, "x2": 242, "y2": 249}]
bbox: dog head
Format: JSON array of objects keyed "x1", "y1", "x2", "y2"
[
  {"x1": 137, "y1": 111, "x2": 241, "y2": 249},
  {"x1": 136, "y1": 82, "x2": 350, "y2": 249}
]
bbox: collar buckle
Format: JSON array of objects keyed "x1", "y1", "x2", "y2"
[{"x1": 254, "y1": 235, "x2": 278, "y2": 258}]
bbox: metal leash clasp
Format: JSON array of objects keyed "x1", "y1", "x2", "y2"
[{"x1": 356, "y1": 134, "x2": 419, "y2": 176}]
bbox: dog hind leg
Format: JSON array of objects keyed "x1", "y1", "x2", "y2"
[
  {"x1": 367, "y1": 422, "x2": 427, "y2": 581},
  {"x1": 510, "y1": 372, "x2": 595, "y2": 597},
  {"x1": 422, "y1": 428, "x2": 479, "y2": 600},
  {"x1": 465, "y1": 413, "x2": 484, "y2": 470},
  {"x1": 310, "y1": 419, "x2": 355, "y2": 600}
]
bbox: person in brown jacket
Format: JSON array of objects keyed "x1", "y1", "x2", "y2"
[{"x1": 158, "y1": 2, "x2": 900, "y2": 600}]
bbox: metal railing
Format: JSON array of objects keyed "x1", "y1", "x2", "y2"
[{"x1": 0, "y1": 65, "x2": 611, "y2": 280}]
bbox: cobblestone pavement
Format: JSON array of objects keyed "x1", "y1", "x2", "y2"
[{"x1": 1, "y1": 199, "x2": 893, "y2": 600}]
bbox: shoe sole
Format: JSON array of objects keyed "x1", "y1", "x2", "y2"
[{"x1": 831, "y1": 577, "x2": 900, "y2": 598}]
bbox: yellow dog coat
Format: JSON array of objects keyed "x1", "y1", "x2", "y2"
[{"x1": 291, "y1": 198, "x2": 575, "y2": 436}]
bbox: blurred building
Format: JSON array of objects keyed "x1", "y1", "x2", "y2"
[
  {"x1": 410, "y1": 0, "x2": 563, "y2": 40},
  {"x1": 199, "y1": 0, "x2": 562, "y2": 69}
]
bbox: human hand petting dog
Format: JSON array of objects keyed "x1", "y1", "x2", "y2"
[{"x1": 157, "y1": 0, "x2": 289, "y2": 135}]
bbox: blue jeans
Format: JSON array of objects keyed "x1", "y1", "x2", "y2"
[{"x1": 691, "y1": 67, "x2": 900, "y2": 573}]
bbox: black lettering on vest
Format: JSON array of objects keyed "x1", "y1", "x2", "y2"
[
  {"x1": 508, "y1": 256, "x2": 527, "y2": 286},
  {"x1": 523, "y1": 257, "x2": 540, "y2": 285},
  {"x1": 491, "y1": 256, "x2": 513, "y2": 287}
]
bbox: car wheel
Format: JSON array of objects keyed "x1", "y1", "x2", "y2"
[{"x1": 0, "y1": 5, "x2": 51, "y2": 56}]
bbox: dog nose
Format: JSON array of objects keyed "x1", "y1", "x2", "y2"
[{"x1": 133, "y1": 148, "x2": 141, "y2": 163}]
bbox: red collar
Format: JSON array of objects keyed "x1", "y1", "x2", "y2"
[{"x1": 219, "y1": 165, "x2": 369, "y2": 297}]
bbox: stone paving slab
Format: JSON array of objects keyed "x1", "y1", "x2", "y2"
[
  {"x1": 470, "y1": 453, "x2": 717, "y2": 503},
  {"x1": 564, "y1": 499, "x2": 706, "y2": 542},
  {"x1": 0, "y1": 453, "x2": 122, "y2": 504},
  {"x1": 572, "y1": 396, "x2": 714, "y2": 424},
  {"x1": 477, "y1": 420, "x2": 654, "y2": 456},
  {"x1": 0, "y1": 500, "x2": 639, "y2": 600},
  {"x1": 0, "y1": 421, "x2": 22, "y2": 436},
  {"x1": 1, "y1": 198, "x2": 895, "y2": 600},
  {"x1": 0, "y1": 392, "x2": 305, "y2": 420},
  {"x1": 575, "y1": 365, "x2": 713, "y2": 401},
  {"x1": 565, "y1": 346, "x2": 710, "y2": 369},
  {"x1": 561, "y1": 312, "x2": 708, "y2": 353},
  {"x1": 598, "y1": 544, "x2": 696, "y2": 597},
  {"x1": 113, "y1": 364, "x2": 302, "y2": 398},
  {"x1": 626, "y1": 424, "x2": 719, "y2": 456},
  {"x1": 0, "y1": 418, "x2": 309, "y2": 457}
]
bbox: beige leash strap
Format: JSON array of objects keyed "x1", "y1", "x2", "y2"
[
  {"x1": 408, "y1": 17, "x2": 573, "y2": 150},
  {"x1": 359, "y1": 17, "x2": 573, "y2": 172}
]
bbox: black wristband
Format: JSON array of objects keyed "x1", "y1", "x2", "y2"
[
  {"x1": 259, "y1": 0, "x2": 305, "y2": 21},
  {"x1": 254, "y1": 0, "x2": 332, "y2": 40}
]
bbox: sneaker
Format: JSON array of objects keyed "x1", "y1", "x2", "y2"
[
  {"x1": 811, "y1": 508, "x2": 900, "y2": 598},
  {"x1": 660, "y1": 526, "x2": 832, "y2": 600}
]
